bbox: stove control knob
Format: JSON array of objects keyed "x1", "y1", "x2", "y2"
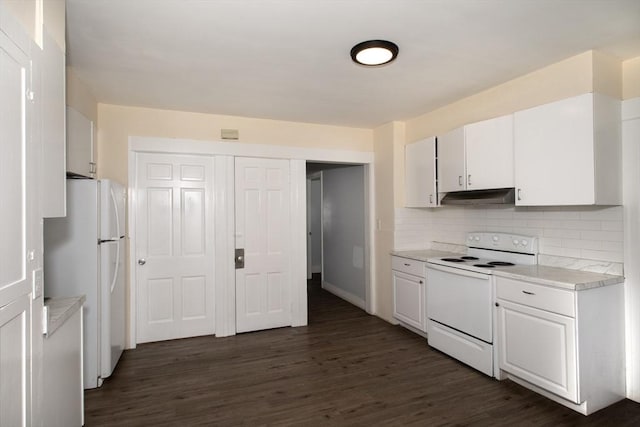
[
  {"x1": 521, "y1": 239, "x2": 528, "y2": 246},
  {"x1": 513, "y1": 239, "x2": 519, "y2": 245},
  {"x1": 492, "y1": 236, "x2": 499, "y2": 242},
  {"x1": 468, "y1": 235, "x2": 474, "y2": 241},
  {"x1": 474, "y1": 236, "x2": 480, "y2": 241}
]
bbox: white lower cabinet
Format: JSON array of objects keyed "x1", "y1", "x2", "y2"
[
  {"x1": 495, "y1": 276, "x2": 625, "y2": 415},
  {"x1": 392, "y1": 256, "x2": 426, "y2": 333},
  {"x1": 497, "y1": 299, "x2": 577, "y2": 401},
  {"x1": 43, "y1": 308, "x2": 83, "y2": 427}
]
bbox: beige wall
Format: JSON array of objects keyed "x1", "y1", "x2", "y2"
[
  {"x1": 373, "y1": 121, "x2": 403, "y2": 323},
  {"x1": 592, "y1": 51, "x2": 622, "y2": 99},
  {"x1": 405, "y1": 51, "x2": 596, "y2": 144},
  {"x1": 44, "y1": 0, "x2": 65, "y2": 51},
  {"x1": 623, "y1": 56, "x2": 640, "y2": 99},
  {"x1": 97, "y1": 104, "x2": 372, "y2": 184},
  {"x1": 66, "y1": 67, "x2": 98, "y2": 122}
]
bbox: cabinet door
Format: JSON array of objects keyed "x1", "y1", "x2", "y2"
[
  {"x1": 497, "y1": 299, "x2": 578, "y2": 402},
  {"x1": 43, "y1": 308, "x2": 83, "y2": 427},
  {"x1": 41, "y1": 32, "x2": 66, "y2": 217},
  {"x1": 392, "y1": 270, "x2": 426, "y2": 332},
  {"x1": 66, "y1": 106, "x2": 95, "y2": 177},
  {"x1": 437, "y1": 127, "x2": 465, "y2": 192},
  {"x1": 0, "y1": 295, "x2": 31, "y2": 427},
  {"x1": 405, "y1": 136, "x2": 437, "y2": 207},
  {"x1": 514, "y1": 94, "x2": 595, "y2": 205},
  {"x1": 465, "y1": 114, "x2": 514, "y2": 190}
]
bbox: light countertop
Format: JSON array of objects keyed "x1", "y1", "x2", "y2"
[
  {"x1": 44, "y1": 295, "x2": 85, "y2": 337},
  {"x1": 492, "y1": 265, "x2": 623, "y2": 291},
  {"x1": 390, "y1": 249, "x2": 459, "y2": 262},
  {"x1": 391, "y1": 250, "x2": 624, "y2": 291}
]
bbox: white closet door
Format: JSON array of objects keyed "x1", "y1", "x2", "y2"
[
  {"x1": 235, "y1": 157, "x2": 292, "y2": 333},
  {"x1": 135, "y1": 153, "x2": 215, "y2": 343}
]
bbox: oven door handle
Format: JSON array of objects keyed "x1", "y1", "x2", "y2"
[{"x1": 426, "y1": 263, "x2": 491, "y2": 280}]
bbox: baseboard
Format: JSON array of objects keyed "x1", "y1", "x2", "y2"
[{"x1": 322, "y1": 281, "x2": 366, "y2": 310}]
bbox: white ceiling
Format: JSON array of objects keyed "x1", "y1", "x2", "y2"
[{"x1": 66, "y1": 0, "x2": 640, "y2": 128}]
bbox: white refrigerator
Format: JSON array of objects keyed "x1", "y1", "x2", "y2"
[{"x1": 44, "y1": 179, "x2": 126, "y2": 389}]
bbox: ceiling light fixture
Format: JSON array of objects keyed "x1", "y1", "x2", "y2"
[{"x1": 350, "y1": 40, "x2": 399, "y2": 66}]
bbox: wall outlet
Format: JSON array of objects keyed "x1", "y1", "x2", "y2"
[{"x1": 32, "y1": 268, "x2": 43, "y2": 299}]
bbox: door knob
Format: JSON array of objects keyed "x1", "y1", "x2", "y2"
[
  {"x1": 138, "y1": 258, "x2": 146, "y2": 265},
  {"x1": 235, "y1": 248, "x2": 245, "y2": 269}
]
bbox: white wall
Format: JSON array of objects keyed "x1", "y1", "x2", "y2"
[
  {"x1": 322, "y1": 165, "x2": 366, "y2": 307},
  {"x1": 395, "y1": 205, "x2": 624, "y2": 274},
  {"x1": 309, "y1": 178, "x2": 322, "y2": 273}
]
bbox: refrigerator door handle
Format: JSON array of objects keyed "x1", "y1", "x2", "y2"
[
  {"x1": 111, "y1": 241, "x2": 120, "y2": 293},
  {"x1": 111, "y1": 186, "x2": 122, "y2": 240}
]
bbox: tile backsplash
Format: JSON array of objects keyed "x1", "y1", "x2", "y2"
[{"x1": 395, "y1": 205, "x2": 624, "y2": 275}]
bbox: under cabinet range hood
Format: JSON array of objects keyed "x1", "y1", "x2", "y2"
[{"x1": 440, "y1": 188, "x2": 516, "y2": 205}]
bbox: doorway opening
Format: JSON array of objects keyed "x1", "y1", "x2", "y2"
[{"x1": 306, "y1": 162, "x2": 368, "y2": 315}]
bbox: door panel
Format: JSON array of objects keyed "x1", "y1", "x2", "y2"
[
  {"x1": 136, "y1": 153, "x2": 215, "y2": 343},
  {"x1": 0, "y1": 295, "x2": 31, "y2": 427},
  {"x1": 235, "y1": 157, "x2": 291, "y2": 333},
  {"x1": 0, "y1": 28, "x2": 30, "y2": 308}
]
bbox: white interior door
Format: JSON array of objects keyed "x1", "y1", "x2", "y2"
[
  {"x1": 0, "y1": 25, "x2": 32, "y2": 427},
  {"x1": 135, "y1": 153, "x2": 215, "y2": 343},
  {"x1": 235, "y1": 157, "x2": 292, "y2": 333}
]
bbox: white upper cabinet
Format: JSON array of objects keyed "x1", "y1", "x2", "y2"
[
  {"x1": 465, "y1": 114, "x2": 514, "y2": 190},
  {"x1": 405, "y1": 136, "x2": 438, "y2": 207},
  {"x1": 437, "y1": 127, "x2": 465, "y2": 192},
  {"x1": 514, "y1": 93, "x2": 621, "y2": 206},
  {"x1": 438, "y1": 114, "x2": 514, "y2": 193},
  {"x1": 41, "y1": 31, "x2": 66, "y2": 217},
  {"x1": 67, "y1": 106, "x2": 96, "y2": 178}
]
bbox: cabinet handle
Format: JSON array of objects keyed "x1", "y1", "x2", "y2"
[
  {"x1": 517, "y1": 188, "x2": 522, "y2": 201},
  {"x1": 522, "y1": 290, "x2": 535, "y2": 295},
  {"x1": 429, "y1": 194, "x2": 433, "y2": 204},
  {"x1": 419, "y1": 280, "x2": 423, "y2": 284},
  {"x1": 404, "y1": 263, "x2": 411, "y2": 266},
  {"x1": 458, "y1": 175, "x2": 463, "y2": 186},
  {"x1": 468, "y1": 174, "x2": 471, "y2": 186},
  {"x1": 495, "y1": 302, "x2": 500, "y2": 307}
]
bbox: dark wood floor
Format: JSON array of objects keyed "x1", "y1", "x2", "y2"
[{"x1": 85, "y1": 276, "x2": 640, "y2": 426}]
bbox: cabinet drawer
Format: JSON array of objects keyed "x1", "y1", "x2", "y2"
[
  {"x1": 391, "y1": 256, "x2": 425, "y2": 277},
  {"x1": 496, "y1": 277, "x2": 575, "y2": 317}
]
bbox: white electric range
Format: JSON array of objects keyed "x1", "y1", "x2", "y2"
[{"x1": 425, "y1": 232, "x2": 538, "y2": 377}]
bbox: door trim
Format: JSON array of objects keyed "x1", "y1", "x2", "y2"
[
  {"x1": 128, "y1": 137, "x2": 374, "y2": 348},
  {"x1": 306, "y1": 173, "x2": 322, "y2": 280}
]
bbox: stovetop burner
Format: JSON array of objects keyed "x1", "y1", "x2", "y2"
[
  {"x1": 487, "y1": 261, "x2": 515, "y2": 266},
  {"x1": 427, "y1": 232, "x2": 538, "y2": 274}
]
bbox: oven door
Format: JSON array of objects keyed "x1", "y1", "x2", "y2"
[{"x1": 426, "y1": 263, "x2": 492, "y2": 343}]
